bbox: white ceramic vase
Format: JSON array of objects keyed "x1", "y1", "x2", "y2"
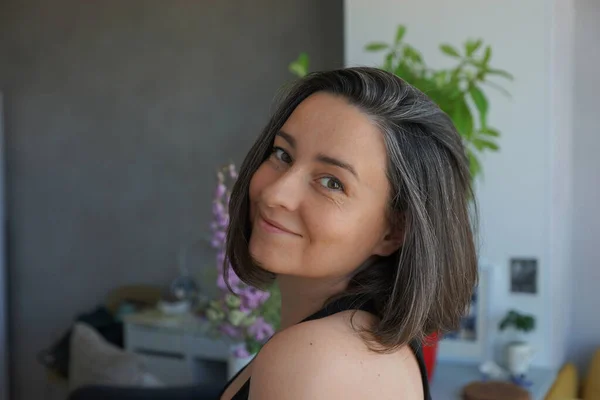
[
  {"x1": 506, "y1": 341, "x2": 535, "y2": 376},
  {"x1": 227, "y1": 346, "x2": 256, "y2": 380}
]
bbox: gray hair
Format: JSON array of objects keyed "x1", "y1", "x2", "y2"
[{"x1": 226, "y1": 67, "x2": 478, "y2": 350}]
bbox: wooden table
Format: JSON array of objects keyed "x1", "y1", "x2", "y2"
[{"x1": 430, "y1": 362, "x2": 557, "y2": 400}]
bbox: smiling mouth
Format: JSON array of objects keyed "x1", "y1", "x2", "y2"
[{"x1": 258, "y1": 213, "x2": 300, "y2": 236}]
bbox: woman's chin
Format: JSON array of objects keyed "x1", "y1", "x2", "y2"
[
  {"x1": 250, "y1": 248, "x2": 293, "y2": 276},
  {"x1": 249, "y1": 237, "x2": 279, "y2": 266},
  {"x1": 250, "y1": 254, "x2": 285, "y2": 275}
]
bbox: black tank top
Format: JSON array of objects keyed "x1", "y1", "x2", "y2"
[{"x1": 218, "y1": 295, "x2": 432, "y2": 399}]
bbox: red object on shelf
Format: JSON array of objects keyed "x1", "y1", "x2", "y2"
[{"x1": 422, "y1": 332, "x2": 439, "y2": 380}]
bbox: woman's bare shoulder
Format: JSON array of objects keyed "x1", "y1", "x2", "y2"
[{"x1": 248, "y1": 310, "x2": 423, "y2": 399}]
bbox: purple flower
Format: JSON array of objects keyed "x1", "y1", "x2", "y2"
[
  {"x1": 215, "y1": 183, "x2": 227, "y2": 199},
  {"x1": 220, "y1": 323, "x2": 241, "y2": 339},
  {"x1": 212, "y1": 201, "x2": 225, "y2": 220},
  {"x1": 216, "y1": 213, "x2": 229, "y2": 228},
  {"x1": 248, "y1": 317, "x2": 275, "y2": 342},
  {"x1": 216, "y1": 251, "x2": 226, "y2": 269},
  {"x1": 239, "y1": 287, "x2": 270, "y2": 311},
  {"x1": 238, "y1": 294, "x2": 255, "y2": 313},
  {"x1": 217, "y1": 265, "x2": 242, "y2": 290},
  {"x1": 229, "y1": 266, "x2": 241, "y2": 283},
  {"x1": 209, "y1": 164, "x2": 276, "y2": 341},
  {"x1": 239, "y1": 288, "x2": 270, "y2": 313},
  {"x1": 228, "y1": 164, "x2": 238, "y2": 179},
  {"x1": 233, "y1": 345, "x2": 250, "y2": 358},
  {"x1": 211, "y1": 230, "x2": 226, "y2": 247},
  {"x1": 216, "y1": 274, "x2": 228, "y2": 291}
]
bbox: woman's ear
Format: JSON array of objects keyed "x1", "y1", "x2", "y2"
[{"x1": 373, "y1": 213, "x2": 405, "y2": 257}]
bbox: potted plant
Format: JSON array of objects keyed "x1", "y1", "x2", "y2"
[
  {"x1": 203, "y1": 164, "x2": 281, "y2": 379},
  {"x1": 288, "y1": 24, "x2": 513, "y2": 379},
  {"x1": 498, "y1": 309, "x2": 536, "y2": 376}
]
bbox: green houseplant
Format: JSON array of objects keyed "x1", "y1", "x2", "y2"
[
  {"x1": 498, "y1": 309, "x2": 536, "y2": 376},
  {"x1": 499, "y1": 309, "x2": 536, "y2": 338},
  {"x1": 288, "y1": 25, "x2": 513, "y2": 182}
]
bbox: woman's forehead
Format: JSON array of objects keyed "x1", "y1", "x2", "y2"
[{"x1": 281, "y1": 93, "x2": 384, "y2": 156}]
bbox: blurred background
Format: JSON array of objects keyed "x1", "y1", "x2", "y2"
[{"x1": 0, "y1": 1, "x2": 598, "y2": 399}]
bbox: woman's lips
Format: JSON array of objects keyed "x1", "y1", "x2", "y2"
[{"x1": 258, "y1": 213, "x2": 300, "y2": 236}]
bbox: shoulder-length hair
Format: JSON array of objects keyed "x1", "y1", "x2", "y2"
[{"x1": 225, "y1": 67, "x2": 478, "y2": 351}]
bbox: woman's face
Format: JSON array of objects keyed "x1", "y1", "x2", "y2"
[{"x1": 248, "y1": 92, "x2": 401, "y2": 280}]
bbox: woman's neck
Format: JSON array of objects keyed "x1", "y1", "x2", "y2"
[{"x1": 276, "y1": 274, "x2": 349, "y2": 331}]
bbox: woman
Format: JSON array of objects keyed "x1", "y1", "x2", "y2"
[{"x1": 219, "y1": 67, "x2": 477, "y2": 399}]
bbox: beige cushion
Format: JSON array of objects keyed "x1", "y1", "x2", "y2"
[
  {"x1": 583, "y1": 348, "x2": 600, "y2": 400},
  {"x1": 68, "y1": 322, "x2": 163, "y2": 392},
  {"x1": 545, "y1": 363, "x2": 579, "y2": 400}
]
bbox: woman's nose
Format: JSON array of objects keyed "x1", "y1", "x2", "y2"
[{"x1": 261, "y1": 168, "x2": 304, "y2": 211}]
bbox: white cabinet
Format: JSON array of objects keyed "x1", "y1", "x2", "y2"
[
  {"x1": 123, "y1": 312, "x2": 229, "y2": 386},
  {"x1": 139, "y1": 354, "x2": 192, "y2": 386}
]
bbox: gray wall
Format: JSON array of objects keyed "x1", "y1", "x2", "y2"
[
  {"x1": 568, "y1": 0, "x2": 600, "y2": 373},
  {"x1": 0, "y1": 95, "x2": 8, "y2": 400},
  {"x1": 0, "y1": 1, "x2": 343, "y2": 399}
]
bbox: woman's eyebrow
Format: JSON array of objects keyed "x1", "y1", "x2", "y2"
[
  {"x1": 277, "y1": 130, "x2": 359, "y2": 180},
  {"x1": 276, "y1": 131, "x2": 296, "y2": 148},
  {"x1": 316, "y1": 154, "x2": 359, "y2": 180}
]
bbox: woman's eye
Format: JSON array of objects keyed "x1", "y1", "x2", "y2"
[
  {"x1": 272, "y1": 147, "x2": 292, "y2": 164},
  {"x1": 318, "y1": 177, "x2": 344, "y2": 192}
]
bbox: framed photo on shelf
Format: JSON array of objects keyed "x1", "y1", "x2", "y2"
[{"x1": 437, "y1": 264, "x2": 491, "y2": 363}]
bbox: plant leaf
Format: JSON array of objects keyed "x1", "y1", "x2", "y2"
[
  {"x1": 469, "y1": 86, "x2": 489, "y2": 128},
  {"x1": 395, "y1": 25, "x2": 406, "y2": 44},
  {"x1": 480, "y1": 127, "x2": 500, "y2": 137},
  {"x1": 403, "y1": 45, "x2": 423, "y2": 64},
  {"x1": 288, "y1": 53, "x2": 309, "y2": 78},
  {"x1": 450, "y1": 97, "x2": 474, "y2": 139},
  {"x1": 393, "y1": 62, "x2": 415, "y2": 82},
  {"x1": 483, "y1": 46, "x2": 492, "y2": 65},
  {"x1": 482, "y1": 80, "x2": 512, "y2": 98},
  {"x1": 365, "y1": 42, "x2": 389, "y2": 52},
  {"x1": 383, "y1": 52, "x2": 394, "y2": 72},
  {"x1": 432, "y1": 70, "x2": 449, "y2": 87},
  {"x1": 467, "y1": 149, "x2": 482, "y2": 180},
  {"x1": 487, "y1": 68, "x2": 514, "y2": 80},
  {"x1": 288, "y1": 64, "x2": 306, "y2": 78},
  {"x1": 466, "y1": 39, "x2": 483, "y2": 57},
  {"x1": 473, "y1": 138, "x2": 500, "y2": 151},
  {"x1": 440, "y1": 44, "x2": 461, "y2": 58}
]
